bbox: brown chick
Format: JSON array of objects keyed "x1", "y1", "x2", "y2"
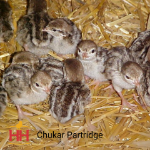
[
  {"x1": 49, "y1": 58, "x2": 91, "y2": 126},
  {"x1": 12, "y1": 51, "x2": 40, "y2": 71}
]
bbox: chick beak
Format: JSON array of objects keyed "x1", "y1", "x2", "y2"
[
  {"x1": 82, "y1": 53, "x2": 88, "y2": 59},
  {"x1": 134, "y1": 79, "x2": 140, "y2": 87},
  {"x1": 44, "y1": 87, "x2": 50, "y2": 94},
  {"x1": 42, "y1": 28, "x2": 48, "y2": 32}
]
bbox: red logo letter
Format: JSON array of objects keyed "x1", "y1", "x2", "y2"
[
  {"x1": 19, "y1": 130, "x2": 29, "y2": 141},
  {"x1": 9, "y1": 130, "x2": 20, "y2": 141}
]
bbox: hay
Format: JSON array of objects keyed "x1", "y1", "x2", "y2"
[{"x1": 0, "y1": 0, "x2": 150, "y2": 149}]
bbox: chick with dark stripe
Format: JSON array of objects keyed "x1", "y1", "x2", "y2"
[
  {"x1": 49, "y1": 58, "x2": 91, "y2": 123},
  {"x1": 16, "y1": 0, "x2": 52, "y2": 56}
]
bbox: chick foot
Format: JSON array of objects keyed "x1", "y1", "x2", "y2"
[
  {"x1": 16, "y1": 105, "x2": 41, "y2": 131},
  {"x1": 117, "y1": 92, "x2": 137, "y2": 111}
]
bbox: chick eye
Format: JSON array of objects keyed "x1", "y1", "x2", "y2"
[
  {"x1": 125, "y1": 75, "x2": 130, "y2": 79},
  {"x1": 91, "y1": 49, "x2": 95, "y2": 53},
  {"x1": 35, "y1": 83, "x2": 39, "y2": 87},
  {"x1": 52, "y1": 28, "x2": 56, "y2": 32}
]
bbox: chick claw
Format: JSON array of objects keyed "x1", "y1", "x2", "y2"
[{"x1": 120, "y1": 102, "x2": 137, "y2": 112}]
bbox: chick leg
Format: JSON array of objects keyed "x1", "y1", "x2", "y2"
[
  {"x1": 16, "y1": 105, "x2": 33, "y2": 119},
  {"x1": 117, "y1": 92, "x2": 137, "y2": 111},
  {"x1": 89, "y1": 80, "x2": 102, "y2": 89},
  {"x1": 16, "y1": 105, "x2": 27, "y2": 120},
  {"x1": 16, "y1": 105, "x2": 41, "y2": 130},
  {"x1": 103, "y1": 84, "x2": 115, "y2": 96}
]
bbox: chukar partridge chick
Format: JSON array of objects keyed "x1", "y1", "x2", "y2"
[
  {"x1": 49, "y1": 58, "x2": 91, "y2": 124},
  {"x1": 77, "y1": 40, "x2": 108, "y2": 88},
  {"x1": 2, "y1": 52, "x2": 52, "y2": 130},
  {"x1": 105, "y1": 46, "x2": 144, "y2": 110},
  {"x1": 16, "y1": 0, "x2": 52, "y2": 56},
  {"x1": 42, "y1": 18, "x2": 82, "y2": 56}
]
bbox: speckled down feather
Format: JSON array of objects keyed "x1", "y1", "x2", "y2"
[
  {"x1": 136, "y1": 62, "x2": 150, "y2": 107},
  {"x1": 39, "y1": 55, "x2": 64, "y2": 85},
  {"x1": 129, "y1": 30, "x2": 150, "y2": 64},
  {"x1": 12, "y1": 51, "x2": 40, "y2": 71},
  {"x1": 0, "y1": 0, "x2": 13, "y2": 42},
  {"x1": 2, "y1": 64, "x2": 34, "y2": 103},
  {"x1": 0, "y1": 85, "x2": 8, "y2": 117},
  {"x1": 105, "y1": 46, "x2": 133, "y2": 80}
]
